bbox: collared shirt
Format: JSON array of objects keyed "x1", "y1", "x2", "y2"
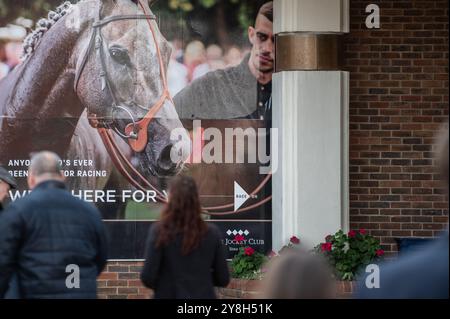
[{"x1": 252, "y1": 81, "x2": 272, "y2": 121}]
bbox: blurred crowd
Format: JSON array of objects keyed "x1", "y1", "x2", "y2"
[
  {"x1": 168, "y1": 39, "x2": 249, "y2": 96},
  {"x1": 1, "y1": 22, "x2": 249, "y2": 91}
]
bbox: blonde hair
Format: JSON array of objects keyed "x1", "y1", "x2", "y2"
[
  {"x1": 263, "y1": 251, "x2": 335, "y2": 299},
  {"x1": 184, "y1": 41, "x2": 206, "y2": 66}
]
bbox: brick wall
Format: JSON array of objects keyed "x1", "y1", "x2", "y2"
[
  {"x1": 97, "y1": 262, "x2": 152, "y2": 299},
  {"x1": 97, "y1": 262, "x2": 357, "y2": 299},
  {"x1": 344, "y1": 0, "x2": 449, "y2": 255}
]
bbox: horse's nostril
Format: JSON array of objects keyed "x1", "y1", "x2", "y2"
[{"x1": 157, "y1": 144, "x2": 178, "y2": 176}]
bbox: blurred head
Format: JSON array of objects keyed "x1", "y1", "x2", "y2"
[
  {"x1": 206, "y1": 44, "x2": 223, "y2": 62},
  {"x1": 27, "y1": 151, "x2": 65, "y2": 189},
  {"x1": 224, "y1": 46, "x2": 242, "y2": 67},
  {"x1": 0, "y1": 180, "x2": 11, "y2": 203},
  {"x1": 184, "y1": 40, "x2": 206, "y2": 67},
  {"x1": 156, "y1": 175, "x2": 207, "y2": 255},
  {"x1": 248, "y1": 2, "x2": 274, "y2": 75},
  {"x1": 263, "y1": 251, "x2": 335, "y2": 299},
  {"x1": 437, "y1": 125, "x2": 449, "y2": 189},
  {"x1": 0, "y1": 166, "x2": 16, "y2": 203},
  {"x1": 5, "y1": 41, "x2": 22, "y2": 67}
]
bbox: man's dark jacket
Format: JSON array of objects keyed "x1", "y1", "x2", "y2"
[
  {"x1": 140, "y1": 223, "x2": 230, "y2": 299},
  {"x1": 0, "y1": 180, "x2": 108, "y2": 299},
  {"x1": 357, "y1": 232, "x2": 449, "y2": 299}
]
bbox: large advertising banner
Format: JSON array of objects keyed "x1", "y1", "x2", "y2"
[{"x1": 0, "y1": 0, "x2": 274, "y2": 259}]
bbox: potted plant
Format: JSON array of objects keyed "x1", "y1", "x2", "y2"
[
  {"x1": 230, "y1": 246, "x2": 267, "y2": 280},
  {"x1": 219, "y1": 235, "x2": 301, "y2": 299},
  {"x1": 314, "y1": 229, "x2": 384, "y2": 282}
]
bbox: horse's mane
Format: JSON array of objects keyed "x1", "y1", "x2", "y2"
[
  {"x1": 22, "y1": 1, "x2": 73, "y2": 60},
  {"x1": 20, "y1": 0, "x2": 155, "y2": 61}
]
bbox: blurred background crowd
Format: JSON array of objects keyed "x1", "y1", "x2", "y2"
[
  {"x1": 0, "y1": 23, "x2": 26, "y2": 80},
  {"x1": 167, "y1": 39, "x2": 249, "y2": 96},
  {"x1": 0, "y1": 23, "x2": 250, "y2": 96}
]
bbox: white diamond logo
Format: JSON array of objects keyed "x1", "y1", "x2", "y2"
[{"x1": 234, "y1": 181, "x2": 250, "y2": 211}]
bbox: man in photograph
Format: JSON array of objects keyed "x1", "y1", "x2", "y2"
[{"x1": 174, "y1": 1, "x2": 274, "y2": 122}]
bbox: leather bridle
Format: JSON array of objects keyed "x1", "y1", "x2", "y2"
[
  {"x1": 73, "y1": 0, "x2": 272, "y2": 215},
  {"x1": 74, "y1": 1, "x2": 170, "y2": 152}
]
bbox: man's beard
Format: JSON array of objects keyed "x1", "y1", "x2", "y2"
[{"x1": 259, "y1": 67, "x2": 274, "y2": 74}]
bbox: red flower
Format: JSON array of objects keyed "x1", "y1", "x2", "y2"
[
  {"x1": 321, "y1": 242, "x2": 332, "y2": 252},
  {"x1": 348, "y1": 230, "x2": 357, "y2": 238},
  {"x1": 376, "y1": 249, "x2": 384, "y2": 257},
  {"x1": 244, "y1": 247, "x2": 255, "y2": 256},
  {"x1": 359, "y1": 229, "x2": 367, "y2": 235},
  {"x1": 325, "y1": 235, "x2": 333, "y2": 242},
  {"x1": 290, "y1": 236, "x2": 300, "y2": 245},
  {"x1": 234, "y1": 234, "x2": 245, "y2": 243}
]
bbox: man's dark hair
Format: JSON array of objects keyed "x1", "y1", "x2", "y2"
[
  {"x1": 257, "y1": 1, "x2": 273, "y2": 23},
  {"x1": 156, "y1": 175, "x2": 207, "y2": 255}
]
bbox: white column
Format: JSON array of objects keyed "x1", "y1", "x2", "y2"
[{"x1": 272, "y1": 0, "x2": 350, "y2": 250}]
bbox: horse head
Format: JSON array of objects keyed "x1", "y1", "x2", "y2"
[{"x1": 74, "y1": 0, "x2": 190, "y2": 182}]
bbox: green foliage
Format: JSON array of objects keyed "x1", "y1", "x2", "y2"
[
  {"x1": 158, "y1": 0, "x2": 264, "y2": 32},
  {"x1": 169, "y1": 0, "x2": 237, "y2": 11},
  {"x1": 231, "y1": 247, "x2": 267, "y2": 280},
  {"x1": 1, "y1": 0, "x2": 263, "y2": 47},
  {"x1": 314, "y1": 230, "x2": 384, "y2": 281},
  {"x1": 0, "y1": 0, "x2": 63, "y2": 25}
]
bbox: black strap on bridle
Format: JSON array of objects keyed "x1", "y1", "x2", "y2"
[{"x1": 73, "y1": 5, "x2": 155, "y2": 99}]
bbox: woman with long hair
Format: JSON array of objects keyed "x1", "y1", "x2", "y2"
[{"x1": 140, "y1": 175, "x2": 230, "y2": 299}]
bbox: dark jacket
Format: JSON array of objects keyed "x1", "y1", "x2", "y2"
[
  {"x1": 357, "y1": 233, "x2": 449, "y2": 299},
  {"x1": 0, "y1": 180, "x2": 108, "y2": 299},
  {"x1": 140, "y1": 223, "x2": 230, "y2": 299}
]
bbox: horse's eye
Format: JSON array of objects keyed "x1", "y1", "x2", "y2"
[{"x1": 109, "y1": 47, "x2": 131, "y2": 66}]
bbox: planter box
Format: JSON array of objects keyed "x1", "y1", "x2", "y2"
[
  {"x1": 217, "y1": 278, "x2": 264, "y2": 299},
  {"x1": 335, "y1": 280, "x2": 357, "y2": 299},
  {"x1": 217, "y1": 278, "x2": 357, "y2": 299}
]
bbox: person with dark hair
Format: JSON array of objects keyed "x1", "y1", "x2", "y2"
[
  {"x1": 0, "y1": 166, "x2": 16, "y2": 213},
  {"x1": 356, "y1": 127, "x2": 449, "y2": 299},
  {"x1": 174, "y1": 1, "x2": 274, "y2": 121},
  {"x1": 0, "y1": 151, "x2": 108, "y2": 299},
  {"x1": 140, "y1": 175, "x2": 230, "y2": 299}
]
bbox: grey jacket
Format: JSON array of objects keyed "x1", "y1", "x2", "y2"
[{"x1": 174, "y1": 54, "x2": 258, "y2": 120}]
